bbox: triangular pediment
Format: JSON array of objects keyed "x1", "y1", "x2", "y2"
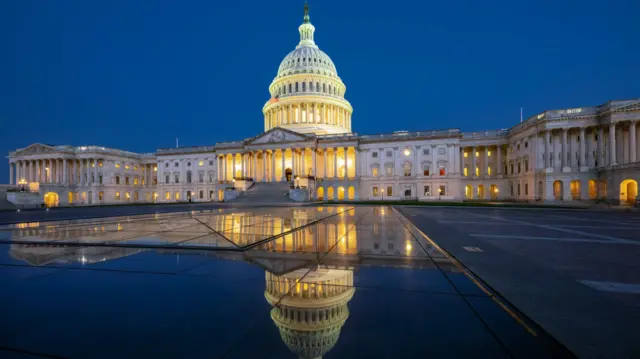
[
  {"x1": 13, "y1": 143, "x2": 60, "y2": 156},
  {"x1": 247, "y1": 127, "x2": 312, "y2": 145}
]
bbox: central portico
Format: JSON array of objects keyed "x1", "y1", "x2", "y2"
[{"x1": 216, "y1": 128, "x2": 358, "y2": 183}]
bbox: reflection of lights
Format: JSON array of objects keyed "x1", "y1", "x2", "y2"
[{"x1": 404, "y1": 149, "x2": 411, "y2": 156}]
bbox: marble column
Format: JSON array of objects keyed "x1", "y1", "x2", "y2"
[
  {"x1": 281, "y1": 149, "x2": 286, "y2": 182},
  {"x1": 630, "y1": 121, "x2": 637, "y2": 163},
  {"x1": 323, "y1": 149, "x2": 328, "y2": 180},
  {"x1": 544, "y1": 131, "x2": 550, "y2": 169},
  {"x1": 312, "y1": 149, "x2": 317, "y2": 177},
  {"x1": 262, "y1": 151, "x2": 266, "y2": 182},
  {"x1": 471, "y1": 147, "x2": 476, "y2": 177},
  {"x1": 333, "y1": 149, "x2": 338, "y2": 178},
  {"x1": 497, "y1": 146, "x2": 502, "y2": 175},
  {"x1": 562, "y1": 129, "x2": 569, "y2": 170},
  {"x1": 9, "y1": 162, "x2": 14, "y2": 184},
  {"x1": 579, "y1": 127, "x2": 587, "y2": 170},
  {"x1": 343, "y1": 147, "x2": 348, "y2": 179},
  {"x1": 271, "y1": 150, "x2": 276, "y2": 182},
  {"x1": 609, "y1": 123, "x2": 617, "y2": 166}
]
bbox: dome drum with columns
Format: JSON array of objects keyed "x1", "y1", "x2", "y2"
[{"x1": 263, "y1": 3, "x2": 353, "y2": 136}]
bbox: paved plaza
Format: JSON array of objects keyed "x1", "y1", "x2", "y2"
[{"x1": 1, "y1": 204, "x2": 638, "y2": 358}]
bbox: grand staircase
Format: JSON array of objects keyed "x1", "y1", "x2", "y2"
[{"x1": 230, "y1": 182, "x2": 293, "y2": 204}]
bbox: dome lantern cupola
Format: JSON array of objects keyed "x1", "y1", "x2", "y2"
[{"x1": 298, "y1": 2, "x2": 317, "y2": 48}]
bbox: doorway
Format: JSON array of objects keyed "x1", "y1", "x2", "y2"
[
  {"x1": 285, "y1": 168, "x2": 292, "y2": 182},
  {"x1": 44, "y1": 192, "x2": 59, "y2": 207}
]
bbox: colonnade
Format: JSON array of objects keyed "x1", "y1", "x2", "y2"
[
  {"x1": 9, "y1": 158, "x2": 102, "y2": 186},
  {"x1": 461, "y1": 145, "x2": 504, "y2": 177},
  {"x1": 217, "y1": 147, "x2": 357, "y2": 183},
  {"x1": 265, "y1": 103, "x2": 352, "y2": 131}
]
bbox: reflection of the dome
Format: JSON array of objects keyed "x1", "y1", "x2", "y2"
[{"x1": 266, "y1": 267, "x2": 355, "y2": 359}]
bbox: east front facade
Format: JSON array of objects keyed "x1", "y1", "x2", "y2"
[{"x1": 6, "y1": 6, "x2": 640, "y2": 207}]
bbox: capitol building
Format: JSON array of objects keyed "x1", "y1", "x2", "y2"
[{"x1": 6, "y1": 5, "x2": 640, "y2": 207}]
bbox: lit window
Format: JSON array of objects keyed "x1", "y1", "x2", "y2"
[
  {"x1": 133, "y1": 177, "x2": 139, "y2": 185},
  {"x1": 403, "y1": 162, "x2": 412, "y2": 176},
  {"x1": 424, "y1": 185, "x2": 430, "y2": 196},
  {"x1": 386, "y1": 186, "x2": 393, "y2": 196},
  {"x1": 464, "y1": 167, "x2": 468, "y2": 177},
  {"x1": 125, "y1": 165, "x2": 130, "y2": 169},
  {"x1": 372, "y1": 186, "x2": 379, "y2": 196},
  {"x1": 475, "y1": 152, "x2": 479, "y2": 157},
  {"x1": 475, "y1": 167, "x2": 479, "y2": 176},
  {"x1": 133, "y1": 165, "x2": 138, "y2": 170},
  {"x1": 165, "y1": 191, "x2": 170, "y2": 200},
  {"x1": 423, "y1": 164, "x2": 430, "y2": 176},
  {"x1": 464, "y1": 152, "x2": 468, "y2": 158},
  {"x1": 115, "y1": 192, "x2": 121, "y2": 200},
  {"x1": 154, "y1": 166, "x2": 157, "y2": 172},
  {"x1": 175, "y1": 192, "x2": 180, "y2": 200},
  {"x1": 488, "y1": 151, "x2": 492, "y2": 157},
  {"x1": 115, "y1": 163, "x2": 121, "y2": 168},
  {"x1": 439, "y1": 167, "x2": 445, "y2": 176},
  {"x1": 125, "y1": 192, "x2": 130, "y2": 199},
  {"x1": 372, "y1": 167, "x2": 379, "y2": 177},
  {"x1": 439, "y1": 185, "x2": 446, "y2": 196},
  {"x1": 488, "y1": 166, "x2": 492, "y2": 175},
  {"x1": 99, "y1": 161, "x2": 103, "y2": 167}
]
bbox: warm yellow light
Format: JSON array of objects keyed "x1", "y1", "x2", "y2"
[
  {"x1": 406, "y1": 242, "x2": 412, "y2": 251},
  {"x1": 495, "y1": 188, "x2": 499, "y2": 193},
  {"x1": 198, "y1": 161, "x2": 204, "y2": 166},
  {"x1": 438, "y1": 188, "x2": 443, "y2": 193},
  {"x1": 337, "y1": 158, "x2": 345, "y2": 166},
  {"x1": 464, "y1": 152, "x2": 468, "y2": 158},
  {"x1": 153, "y1": 167, "x2": 157, "y2": 172},
  {"x1": 403, "y1": 149, "x2": 411, "y2": 156},
  {"x1": 234, "y1": 164, "x2": 241, "y2": 171},
  {"x1": 488, "y1": 151, "x2": 492, "y2": 157},
  {"x1": 115, "y1": 164, "x2": 121, "y2": 168},
  {"x1": 45, "y1": 167, "x2": 49, "y2": 171},
  {"x1": 125, "y1": 165, "x2": 130, "y2": 169},
  {"x1": 476, "y1": 152, "x2": 479, "y2": 157}
]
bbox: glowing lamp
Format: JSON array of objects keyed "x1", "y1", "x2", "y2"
[{"x1": 403, "y1": 149, "x2": 411, "y2": 156}]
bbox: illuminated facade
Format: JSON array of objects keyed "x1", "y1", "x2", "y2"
[{"x1": 6, "y1": 5, "x2": 640, "y2": 206}]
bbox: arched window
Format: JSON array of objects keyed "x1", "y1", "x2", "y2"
[
  {"x1": 348, "y1": 186, "x2": 355, "y2": 200},
  {"x1": 288, "y1": 83, "x2": 292, "y2": 93},
  {"x1": 323, "y1": 83, "x2": 326, "y2": 93},
  {"x1": 295, "y1": 82, "x2": 299, "y2": 92},
  {"x1": 316, "y1": 82, "x2": 320, "y2": 92},
  {"x1": 403, "y1": 162, "x2": 412, "y2": 177},
  {"x1": 302, "y1": 82, "x2": 306, "y2": 92},
  {"x1": 310, "y1": 82, "x2": 314, "y2": 92},
  {"x1": 186, "y1": 171, "x2": 192, "y2": 183}
]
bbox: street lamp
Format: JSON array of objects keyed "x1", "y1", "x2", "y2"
[
  {"x1": 438, "y1": 187, "x2": 442, "y2": 201},
  {"x1": 232, "y1": 178, "x2": 236, "y2": 189},
  {"x1": 295, "y1": 176, "x2": 299, "y2": 188}
]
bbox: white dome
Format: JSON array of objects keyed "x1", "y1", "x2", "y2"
[{"x1": 276, "y1": 46, "x2": 338, "y2": 79}]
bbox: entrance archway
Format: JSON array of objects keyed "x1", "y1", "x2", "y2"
[
  {"x1": 285, "y1": 168, "x2": 292, "y2": 182},
  {"x1": 490, "y1": 184, "x2": 498, "y2": 200},
  {"x1": 478, "y1": 185, "x2": 485, "y2": 199},
  {"x1": 348, "y1": 186, "x2": 355, "y2": 200},
  {"x1": 570, "y1": 180, "x2": 580, "y2": 200},
  {"x1": 465, "y1": 185, "x2": 473, "y2": 199},
  {"x1": 44, "y1": 192, "x2": 59, "y2": 207},
  {"x1": 588, "y1": 180, "x2": 597, "y2": 199},
  {"x1": 327, "y1": 187, "x2": 334, "y2": 200},
  {"x1": 619, "y1": 179, "x2": 638, "y2": 205},
  {"x1": 553, "y1": 180, "x2": 563, "y2": 200},
  {"x1": 317, "y1": 187, "x2": 324, "y2": 200}
]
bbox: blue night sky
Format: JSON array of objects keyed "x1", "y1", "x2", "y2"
[{"x1": 1, "y1": 0, "x2": 638, "y2": 181}]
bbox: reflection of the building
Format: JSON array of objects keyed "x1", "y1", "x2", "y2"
[
  {"x1": 265, "y1": 267, "x2": 354, "y2": 359},
  {"x1": 10, "y1": 243, "x2": 144, "y2": 266}
]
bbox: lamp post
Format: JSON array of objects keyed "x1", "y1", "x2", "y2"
[
  {"x1": 438, "y1": 187, "x2": 442, "y2": 201},
  {"x1": 295, "y1": 176, "x2": 299, "y2": 189},
  {"x1": 232, "y1": 178, "x2": 236, "y2": 190}
]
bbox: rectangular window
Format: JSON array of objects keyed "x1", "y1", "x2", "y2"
[
  {"x1": 488, "y1": 151, "x2": 492, "y2": 157},
  {"x1": 525, "y1": 183, "x2": 529, "y2": 195},
  {"x1": 134, "y1": 177, "x2": 139, "y2": 185},
  {"x1": 385, "y1": 165, "x2": 393, "y2": 176},
  {"x1": 439, "y1": 167, "x2": 445, "y2": 176},
  {"x1": 199, "y1": 174, "x2": 204, "y2": 183},
  {"x1": 386, "y1": 151, "x2": 393, "y2": 158},
  {"x1": 475, "y1": 167, "x2": 479, "y2": 176},
  {"x1": 99, "y1": 175, "x2": 102, "y2": 184},
  {"x1": 424, "y1": 185, "x2": 430, "y2": 196},
  {"x1": 116, "y1": 176, "x2": 120, "y2": 185},
  {"x1": 488, "y1": 166, "x2": 492, "y2": 176},
  {"x1": 423, "y1": 165, "x2": 430, "y2": 176},
  {"x1": 125, "y1": 165, "x2": 130, "y2": 169},
  {"x1": 386, "y1": 186, "x2": 393, "y2": 196},
  {"x1": 464, "y1": 152, "x2": 468, "y2": 158},
  {"x1": 372, "y1": 152, "x2": 378, "y2": 158},
  {"x1": 518, "y1": 183, "x2": 521, "y2": 196},
  {"x1": 175, "y1": 175, "x2": 179, "y2": 183},
  {"x1": 475, "y1": 151, "x2": 479, "y2": 157},
  {"x1": 464, "y1": 167, "x2": 468, "y2": 177},
  {"x1": 209, "y1": 160, "x2": 214, "y2": 166},
  {"x1": 439, "y1": 185, "x2": 446, "y2": 196},
  {"x1": 372, "y1": 186, "x2": 379, "y2": 197},
  {"x1": 404, "y1": 186, "x2": 411, "y2": 197},
  {"x1": 165, "y1": 175, "x2": 169, "y2": 184},
  {"x1": 423, "y1": 148, "x2": 430, "y2": 155},
  {"x1": 199, "y1": 190, "x2": 203, "y2": 199},
  {"x1": 125, "y1": 177, "x2": 130, "y2": 185},
  {"x1": 372, "y1": 167, "x2": 379, "y2": 177},
  {"x1": 175, "y1": 192, "x2": 180, "y2": 200},
  {"x1": 115, "y1": 192, "x2": 120, "y2": 200},
  {"x1": 165, "y1": 191, "x2": 170, "y2": 200},
  {"x1": 525, "y1": 160, "x2": 529, "y2": 171}
]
